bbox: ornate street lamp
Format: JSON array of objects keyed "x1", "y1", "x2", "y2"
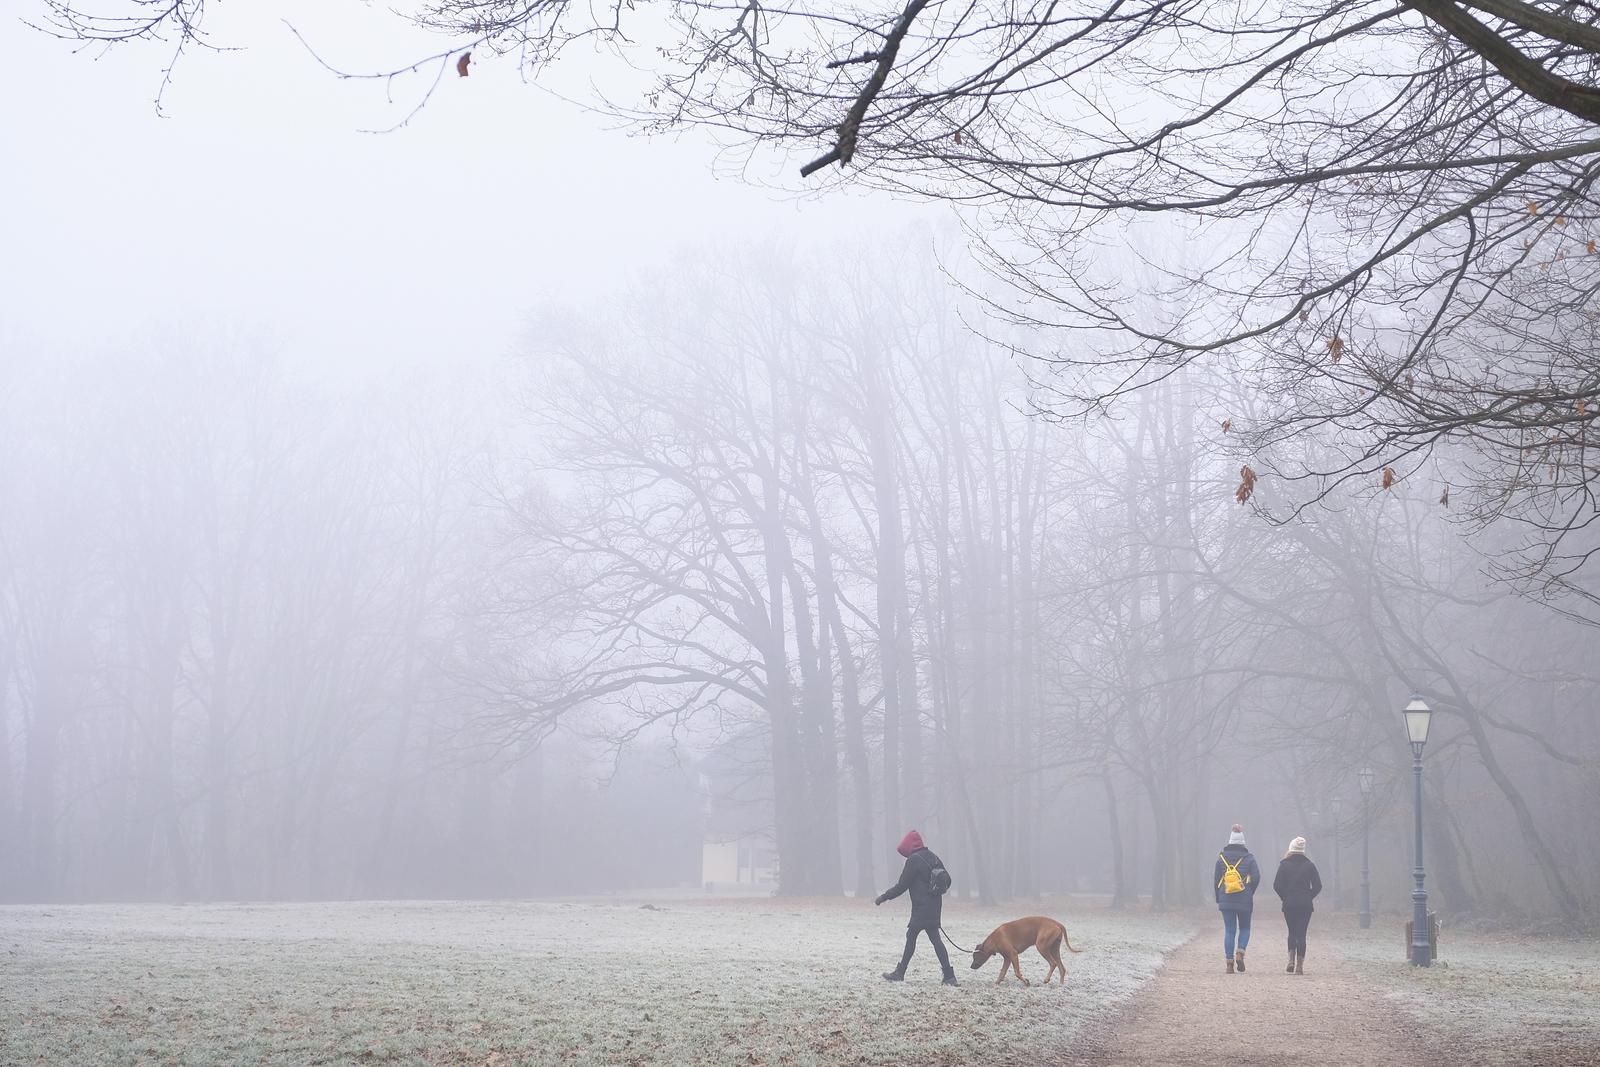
[
  {"x1": 1404, "y1": 696, "x2": 1433, "y2": 966},
  {"x1": 1358, "y1": 766, "x2": 1375, "y2": 929}
]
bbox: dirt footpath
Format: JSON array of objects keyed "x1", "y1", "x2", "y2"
[{"x1": 1083, "y1": 926, "x2": 1446, "y2": 1067}]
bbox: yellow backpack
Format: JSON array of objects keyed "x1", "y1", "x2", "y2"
[{"x1": 1218, "y1": 854, "x2": 1246, "y2": 894}]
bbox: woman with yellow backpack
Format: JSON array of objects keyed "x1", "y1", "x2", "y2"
[{"x1": 1213, "y1": 823, "x2": 1261, "y2": 973}]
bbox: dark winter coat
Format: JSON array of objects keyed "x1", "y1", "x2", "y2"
[
  {"x1": 1213, "y1": 842, "x2": 1261, "y2": 912},
  {"x1": 1273, "y1": 853, "x2": 1323, "y2": 912},
  {"x1": 877, "y1": 830, "x2": 947, "y2": 928}
]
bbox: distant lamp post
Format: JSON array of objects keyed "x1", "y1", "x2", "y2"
[
  {"x1": 1332, "y1": 796, "x2": 1343, "y2": 909},
  {"x1": 1404, "y1": 696, "x2": 1434, "y2": 966},
  {"x1": 1358, "y1": 766, "x2": 1375, "y2": 929}
]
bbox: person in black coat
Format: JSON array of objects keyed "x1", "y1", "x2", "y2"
[
  {"x1": 1273, "y1": 836, "x2": 1323, "y2": 974},
  {"x1": 875, "y1": 829, "x2": 956, "y2": 985}
]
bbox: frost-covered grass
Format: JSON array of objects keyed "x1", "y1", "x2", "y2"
[
  {"x1": 0, "y1": 896, "x2": 1194, "y2": 1066},
  {"x1": 1339, "y1": 922, "x2": 1600, "y2": 1064}
]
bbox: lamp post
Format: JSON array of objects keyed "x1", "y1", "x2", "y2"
[
  {"x1": 1358, "y1": 766, "x2": 1375, "y2": 929},
  {"x1": 1404, "y1": 696, "x2": 1433, "y2": 966},
  {"x1": 1332, "y1": 795, "x2": 1343, "y2": 910}
]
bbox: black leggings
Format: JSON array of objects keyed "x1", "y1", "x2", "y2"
[
  {"x1": 898, "y1": 924, "x2": 953, "y2": 973},
  {"x1": 1284, "y1": 906, "x2": 1313, "y2": 956}
]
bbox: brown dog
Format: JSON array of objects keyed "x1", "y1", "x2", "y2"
[{"x1": 970, "y1": 916, "x2": 1081, "y2": 986}]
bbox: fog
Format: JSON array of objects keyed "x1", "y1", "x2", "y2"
[{"x1": 3, "y1": 6, "x2": 1597, "y2": 930}]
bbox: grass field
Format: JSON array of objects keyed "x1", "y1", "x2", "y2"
[
  {"x1": 1338, "y1": 921, "x2": 1600, "y2": 1065},
  {"x1": 0, "y1": 896, "x2": 1195, "y2": 1066}
]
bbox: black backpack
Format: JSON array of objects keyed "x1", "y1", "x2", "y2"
[{"x1": 929, "y1": 861, "x2": 952, "y2": 896}]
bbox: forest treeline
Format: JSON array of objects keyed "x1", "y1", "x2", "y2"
[{"x1": 2, "y1": 245, "x2": 1596, "y2": 920}]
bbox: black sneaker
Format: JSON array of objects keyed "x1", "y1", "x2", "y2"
[{"x1": 882, "y1": 971, "x2": 905, "y2": 982}]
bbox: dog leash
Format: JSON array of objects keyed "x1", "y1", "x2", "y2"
[{"x1": 940, "y1": 925, "x2": 972, "y2": 954}]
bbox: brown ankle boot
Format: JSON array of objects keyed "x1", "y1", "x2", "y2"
[
  {"x1": 1294, "y1": 953, "x2": 1304, "y2": 975},
  {"x1": 1235, "y1": 948, "x2": 1246, "y2": 973},
  {"x1": 1287, "y1": 951, "x2": 1296, "y2": 973},
  {"x1": 1226, "y1": 958, "x2": 1235, "y2": 974}
]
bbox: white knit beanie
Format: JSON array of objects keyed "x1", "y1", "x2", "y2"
[
  {"x1": 1286, "y1": 836, "x2": 1307, "y2": 857},
  {"x1": 1228, "y1": 823, "x2": 1246, "y2": 845}
]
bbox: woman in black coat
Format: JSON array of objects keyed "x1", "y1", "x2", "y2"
[{"x1": 1272, "y1": 836, "x2": 1323, "y2": 974}]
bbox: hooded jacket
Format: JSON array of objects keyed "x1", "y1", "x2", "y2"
[
  {"x1": 876, "y1": 830, "x2": 947, "y2": 927},
  {"x1": 1213, "y1": 841, "x2": 1261, "y2": 912},
  {"x1": 1273, "y1": 852, "x2": 1323, "y2": 912}
]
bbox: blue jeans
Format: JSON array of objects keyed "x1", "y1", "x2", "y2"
[{"x1": 1222, "y1": 909, "x2": 1252, "y2": 958}]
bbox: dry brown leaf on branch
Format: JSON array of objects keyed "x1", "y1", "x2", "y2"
[
  {"x1": 1381, "y1": 466, "x2": 1397, "y2": 490},
  {"x1": 1327, "y1": 336, "x2": 1344, "y2": 362},
  {"x1": 954, "y1": 129, "x2": 963, "y2": 145},
  {"x1": 1221, "y1": 419, "x2": 1232, "y2": 433},
  {"x1": 1528, "y1": 202, "x2": 1539, "y2": 215},
  {"x1": 1298, "y1": 309, "x2": 1309, "y2": 324},
  {"x1": 1439, "y1": 486, "x2": 1450, "y2": 507},
  {"x1": 1235, "y1": 465, "x2": 1257, "y2": 505},
  {"x1": 457, "y1": 52, "x2": 472, "y2": 77},
  {"x1": 1578, "y1": 399, "x2": 1588, "y2": 416},
  {"x1": 1589, "y1": 240, "x2": 1596, "y2": 254}
]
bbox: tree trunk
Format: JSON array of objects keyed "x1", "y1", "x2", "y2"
[
  {"x1": 818, "y1": 533, "x2": 875, "y2": 897},
  {"x1": 21, "y1": 673, "x2": 61, "y2": 901},
  {"x1": 1457, "y1": 702, "x2": 1583, "y2": 919},
  {"x1": 787, "y1": 563, "x2": 843, "y2": 895},
  {"x1": 1104, "y1": 764, "x2": 1128, "y2": 908},
  {"x1": 862, "y1": 353, "x2": 909, "y2": 851},
  {"x1": 759, "y1": 371, "x2": 808, "y2": 896}
]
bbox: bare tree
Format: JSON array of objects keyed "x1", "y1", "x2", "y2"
[{"x1": 44, "y1": 0, "x2": 1600, "y2": 588}]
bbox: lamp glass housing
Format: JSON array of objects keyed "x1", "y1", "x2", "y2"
[{"x1": 1403, "y1": 697, "x2": 1433, "y2": 747}]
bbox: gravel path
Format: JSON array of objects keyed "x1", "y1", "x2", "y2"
[{"x1": 1085, "y1": 923, "x2": 1448, "y2": 1067}]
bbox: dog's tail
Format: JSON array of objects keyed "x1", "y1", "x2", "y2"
[{"x1": 1059, "y1": 922, "x2": 1082, "y2": 954}]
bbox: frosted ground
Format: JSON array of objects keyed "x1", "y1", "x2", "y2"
[
  {"x1": 1, "y1": 897, "x2": 1194, "y2": 1066},
  {"x1": 1340, "y1": 924, "x2": 1600, "y2": 1065}
]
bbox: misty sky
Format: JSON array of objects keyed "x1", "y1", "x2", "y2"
[
  {"x1": 4, "y1": 0, "x2": 1597, "y2": 941},
  {"x1": 2, "y1": 3, "x2": 938, "y2": 372}
]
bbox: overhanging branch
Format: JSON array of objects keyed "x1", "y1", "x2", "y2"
[{"x1": 800, "y1": 0, "x2": 931, "y2": 177}]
